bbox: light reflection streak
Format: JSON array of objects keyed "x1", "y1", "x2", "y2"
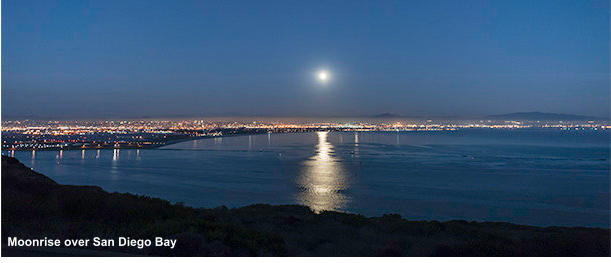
[
  {"x1": 353, "y1": 132, "x2": 360, "y2": 158},
  {"x1": 111, "y1": 149, "x2": 119, "y2": 180},
  {"x1": 297, "y1": 131, "x2": 349, "y2": 213}
]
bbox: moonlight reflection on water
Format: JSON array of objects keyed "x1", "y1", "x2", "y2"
[
  {"x1": 8, "y1": 130, "x2": 609, "y2": 227},
  {"x1": 297, "y1": 131, "x2": 349, "y2": 213}
]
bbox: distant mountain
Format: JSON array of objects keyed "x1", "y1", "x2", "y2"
[
  {"x1": 372, "y1": 112, "x2": 402, "y2": 118},
  {"x1": 486, "y1": 112, "x2": 603, "y2": 121}
]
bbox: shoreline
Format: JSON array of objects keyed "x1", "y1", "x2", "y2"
[
  {"x1": 4, "y1": 127, "x2": 609, "y2": 152},
  {"x1": 1, "y1": 131, "x2": 272, "y2": 152}
]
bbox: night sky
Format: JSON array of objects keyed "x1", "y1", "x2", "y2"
[{"x1": 2, "y1": 0, "x2": 609, "y2": 118}]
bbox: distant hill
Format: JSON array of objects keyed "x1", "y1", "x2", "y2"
[
  {"x1": 369, "y1": 113, "x2": 431, "y2": 119},
  {"x1": 372, "y1": 112, "x2": 402, "y2": 118},
  {"x1": 486, "y1": 112, "x2": 603, "y2": 121}
]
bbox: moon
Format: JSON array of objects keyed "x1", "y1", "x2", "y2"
[{"x1": 317, "y1": 70, "x2": 329, "y2": 82}]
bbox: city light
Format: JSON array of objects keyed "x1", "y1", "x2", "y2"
[{"x1": 1, "y1": 118, "x2": 607, "y2": 151}]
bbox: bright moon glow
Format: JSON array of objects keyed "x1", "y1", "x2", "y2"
[{"x1": 317, "y1": 71, "x2": 329, "y2": 82}]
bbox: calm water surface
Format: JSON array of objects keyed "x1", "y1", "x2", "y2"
[{"x1": 8, "y1": 130, "x2": 610, "y2": 227}]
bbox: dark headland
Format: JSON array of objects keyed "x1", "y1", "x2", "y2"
[{"x1": 1, "y1": 156, "x2": 609, "y2": 256}]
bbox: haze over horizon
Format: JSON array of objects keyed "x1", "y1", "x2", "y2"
[{"x1": 2, "y1": 0, "x2": 609, "y2": 119}]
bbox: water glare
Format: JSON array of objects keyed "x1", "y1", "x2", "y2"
[
  {"x1": 31, "y1": 150, "x2": 36, "y2": 167},
  {"x1": 297, "y1": 131, "x2": 349, "y2": 213},
  {"x1": 267, "y1": 132, "x2": 271, "y2": 146},
  {"x1": 353, "y1": 132, "x2": 360, "y2": 158}
]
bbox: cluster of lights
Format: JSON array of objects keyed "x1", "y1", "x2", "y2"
[{"x1": 2, "y1": 118, "x2": 607, "y2": 150}]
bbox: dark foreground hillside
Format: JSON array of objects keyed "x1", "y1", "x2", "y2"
[{"x1": 1, "y1": 156, "x2": 609, "y2": 256}]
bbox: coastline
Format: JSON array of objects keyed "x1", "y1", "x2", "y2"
[
  {"x1": 1, "y1": 132, "x2": 262, "y2": 152},
  {"x1": 4, "y1": 127, "x2": 609, "y2": 152},
  {"x1": 2, "y1": 128, "x2": 283, "y2": 152}
]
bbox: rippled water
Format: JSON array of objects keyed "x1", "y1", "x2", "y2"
[{"x1": 7, "y1": 129, "x2": 610, "y2": 227}]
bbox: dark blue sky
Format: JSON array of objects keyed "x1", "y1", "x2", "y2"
[{"x1": 2, "y1": 0, "x2": 609, "y2": 118}]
